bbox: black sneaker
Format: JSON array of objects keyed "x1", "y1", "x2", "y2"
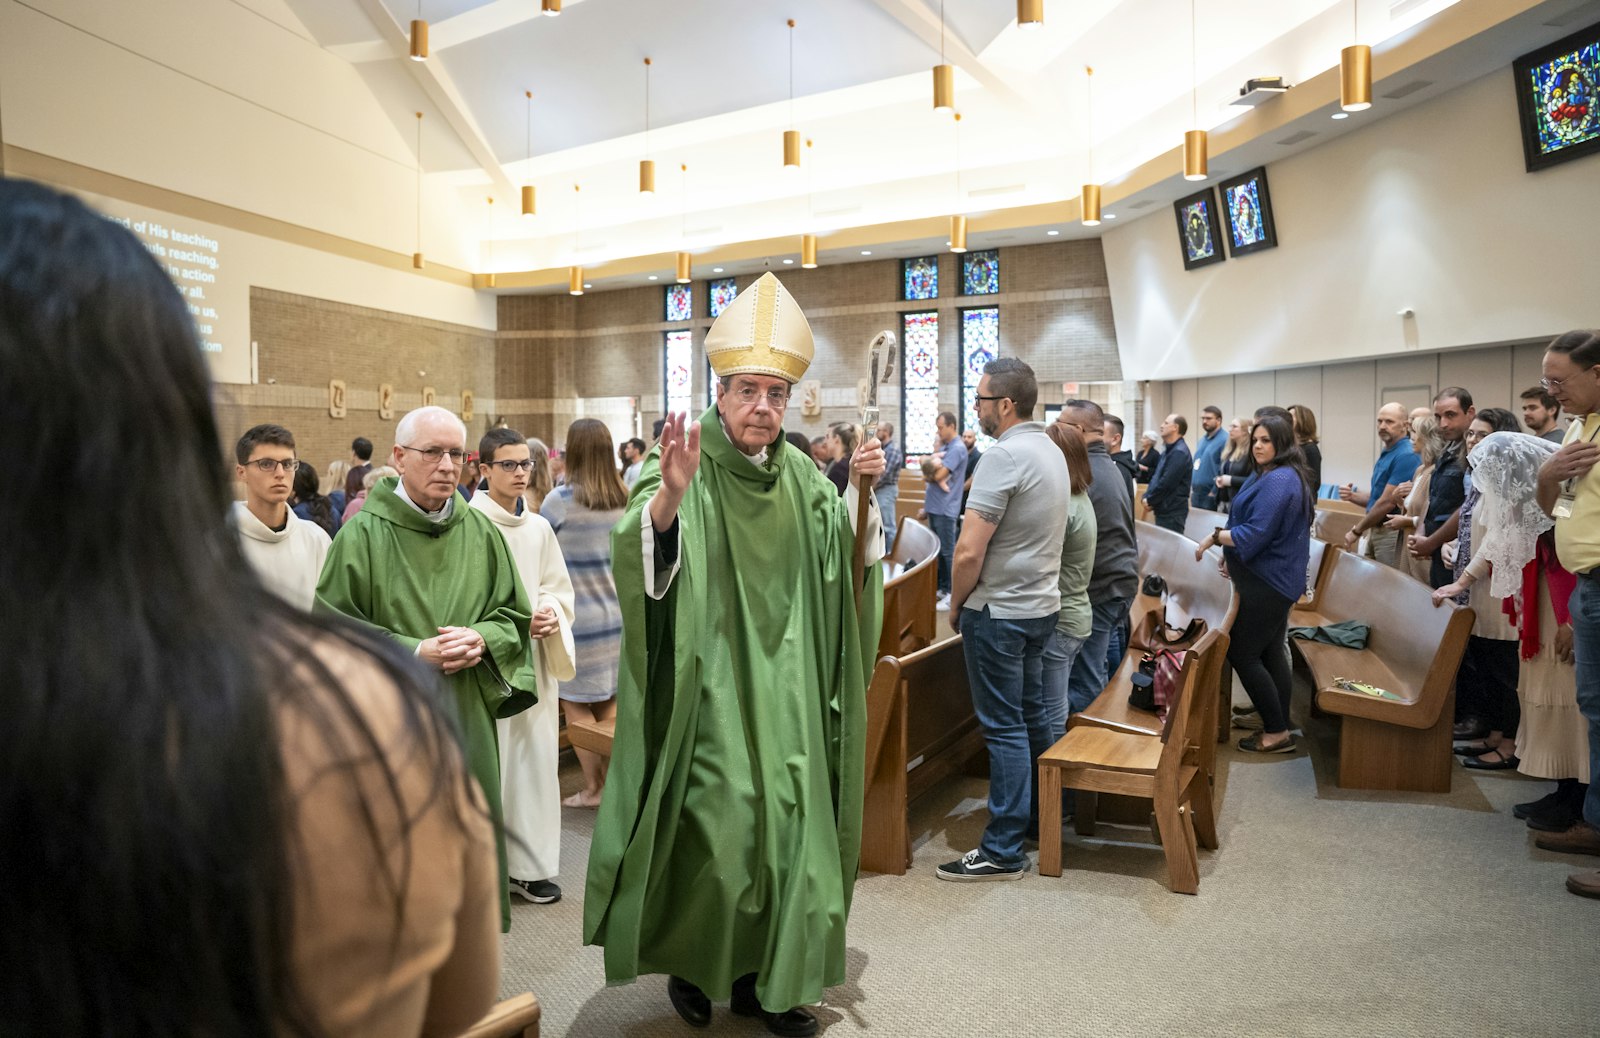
[
  {"x1": 935, "y1": 849, "x2": 1028, "y2": 882},
  {"x1": 509, "y1": 878, "x2": 561, "y2": 904}
]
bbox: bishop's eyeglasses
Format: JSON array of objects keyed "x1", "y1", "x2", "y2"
[{"x1": 731, "y1": 384, "x2": 791, "y2": 408}]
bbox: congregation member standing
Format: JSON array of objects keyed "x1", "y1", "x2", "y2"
[
  {"x1": 472, "y1": 427, "x2": 576, "y2": 907},
  {"x1": 1142, "y1": 413, "x2": 1191, "y2": 533},
  {"x1": 1289, "y1": 405, "x2": 1323, "y2": 490},
  {"x1": 541, "y1": 418, "x2": 629, "y2": 810},
  {"x1": 1523, "y1": 385, "x2": 1567, "y2": 443},
  {"x1": 824, "y1": 422, "x2": 857, "y2": 494},
  {"x1": 1339, "y1": 403, "x2": 1420, "y2": 566},
  {"x1": 1212, "y1": 416, "x2": 1252, "y2": 512},
  {"x1": 1135, "y1": 429, "x2": 1162, "y2": 482},
  {"x1": 941, "y1": 358, "x2": 1068, "y2": 881},
  {"x1": 291, "y1": 461, "x2": 341, "y2": 538},
  {"x1": 1059, "y1": 400, "x2": 1139, "y2": 711},
  {"x1": 961, "y1": 427, "x2": 985, "y2": 513},
  {"x1": 1103, "y1": 414, "x2": 1138, "y2": 502},
  {"x1": 874, "y1": 421, "x2": 902, "y2": 553},
  {"x1": 1536, "y1": 330, "x2": 1600, "y2": 897},
  {"x1": 317, "y1": 405, "x2": 538, "y2": 933},
  {"x1": 1042, "y1": 420, "x2": 1097, "y2": 739},
  {"x1": 231, "y1": 424, "x2": 330, "y2": 611},
  {"x1": 344, "y1": 435, "x2": 373, "y2": 501},
  {"x1": 1190, "y1": 405, "x2": 1225, "y2": 510},
  {"x1": 323, "y1": 458, "x2": 349, "y2": 517},
  {"x1": 0, "y1": 181, "x2": 498, "y2": 1037},
  {"x1": 584, "y1": 273, "x2": 884, "y2": 1036},
  {"x1": 620, "y1": 437, "x2": 647, "y2": 488},
  {"x1": 922, "y1": 411, "x2": 967, "y2": 609},
  {"x1": 1409, "y1": 388, "x2": 1476, "y2": 592},
  {"x1": 1194, "y1": 414, "x2": 1313, "y2": 754}
]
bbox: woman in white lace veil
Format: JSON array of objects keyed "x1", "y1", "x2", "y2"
[{"x1": 1462, "y1": 432, "x2": 1558, "y2": 600}]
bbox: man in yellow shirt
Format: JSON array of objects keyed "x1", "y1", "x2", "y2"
[{"x1": 1535, "y1": 329, "x2": 1600, "y2": 899}]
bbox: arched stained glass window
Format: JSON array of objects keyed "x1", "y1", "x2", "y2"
[
  {"x1": 665, "y1": 330, "x2": 694, "y2": 416},
  {"x1": 961, "y1": 249, "x2": 999, "y2": 296},
  {"x1": 961, "y1": 307, "x2": 998, "y2": 451},
  {"x1": 900, "y1": 311, "x2": 940, "y2": 459}
]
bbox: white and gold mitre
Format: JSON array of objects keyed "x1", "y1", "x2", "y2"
[{"x1": 704, "y1": 271, "x2": 814, "y2": 384}]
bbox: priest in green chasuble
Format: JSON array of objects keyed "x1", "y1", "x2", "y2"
[
  {"x1": 315, "y1": 405, "x2": 537, "y2": 933},
  {"x1": 583, "y1": 273, "x2": 885, "y2": 1037}
]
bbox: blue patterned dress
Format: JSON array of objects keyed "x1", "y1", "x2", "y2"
[{"x1": 540, "y1": 486, "x2": 624, "y2": 703}]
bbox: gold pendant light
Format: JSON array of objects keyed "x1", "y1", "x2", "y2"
[
  {"x1": 409, "y1": 1, "x2": 428, "y2": 61},
  {"x1": 1081, "y1": 66, "x2": 1101, "y2": 226},
  {"x1": 676, "y1": 252, "x2": 692, "y2": 284},
  {"x1": 521, "y1": 91, "x2": 536, "y2": 216},
  {"x1": 568, "y1": 266, "x2": 584, "y2": 295},
  {"x1": 933, "y1": 1, "x2": 954, "y2": 112},
  {"x1": 802, "y1": 234, "x2": 818, "y2": 268},
  {"x1": 541, "y1": 0, "x2": 561, "y2": 15},
  {"x1": 412, "y1": 111, "x2": 425, "y2": 269},
  {"x1": 1182, "y1": 0, "x2": 1207, "y2": 181},
  {"x1": 1018, "y1": 0, "x2": 1044, "y2": 31},
  {"x1": 640, "y1": 58, "x2": 656, "y2": 194},
  {"x1": 676, "y1": 165, "x2": 692, "y2": 283},
  {"x1": 569, "y1": 184, "x2": 583, "y2": 294},
  {"x1": 949, "y1": 113, "x2": 966, "y2": 253},
  {"x1": 782, "y1": 20, "x2": 801, "y2": 169},
  {"x1": 1340, "y1": 2, "x2": 1372, "y2": 112}
]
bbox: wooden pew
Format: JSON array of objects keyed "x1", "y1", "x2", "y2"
[
  {"x1": 860, "y1": 637, "x2": 985, "y2": 875},
  {"x1": 1182, "y1": 507, "x2": 1228, "y2": 546},
  {"x1": 1287, "y1": 549, "x2": 1473, "y2": 791},
  {"x1": 566, "y1": 717, "x2": 614, "y2": 758},
  {"x1": 1313, "y1": 500, "x2": 1365, "y2": 545},
  {"x1": 879, "y1": 517, "x2": 939, "y2": 658},
  {"x1": 460, "y1": 993, "x2": 541, "y2": 1038}
]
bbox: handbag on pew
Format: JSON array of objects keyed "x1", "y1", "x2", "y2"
[
  {"x1": 1128, "y1": 648, "x2": 1185, "y2": 721},
  {"x1": 1129, "y1": 610, "x2": 1207, "y2": 653}
]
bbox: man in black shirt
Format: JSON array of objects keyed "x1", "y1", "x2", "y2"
[{"x1": 1408, "y1": 387, "x2": 1475, "y2": 588}]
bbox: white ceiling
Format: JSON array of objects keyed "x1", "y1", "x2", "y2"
[{"x1": 221, "y1": 0, "x2": 1594, "y2": 287}]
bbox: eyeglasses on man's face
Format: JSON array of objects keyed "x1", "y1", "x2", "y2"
[
  {"x1": 487, "y1": 459, "x2": 534, "y2": 473},
  {"x1": 1541, "y1": 365, "x2": 1595, "y2": 391},
  {"x1": 246, "y1": 458, "x2": 298, "y2": 474},
  {"x1": 731, "y1": 384, "x2": 791, "y2": 408},
  {"x1": 399, "y1": 444, "x2": 467, "y2": 467}
]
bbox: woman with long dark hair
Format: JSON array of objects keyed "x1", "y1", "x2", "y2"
[
  {"x1": 291, "y1": 461, "x2": 341, "y2": 537},
  {"x1": 0, "y1": 181, "x2": 498, "y2": 1037},
  {"x1": 541, "y1": 418, "x2": 630, "y2": 808},
  {"x1": 1194, "y1": 413, "x2": 1313, "y2": 754}
]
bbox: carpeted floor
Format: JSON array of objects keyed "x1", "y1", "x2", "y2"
[{"x1": 501, "y1": 677, "x2": 1600, "y2": 1037}]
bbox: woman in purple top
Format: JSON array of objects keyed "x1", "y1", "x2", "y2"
[{"x1": 1193, "y1": 414, "x2": 1313, "y2": 754}]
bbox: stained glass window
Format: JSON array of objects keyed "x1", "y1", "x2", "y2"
[
  {"x1": 708, "y1": 277, "x2": 738, "y2": 318},
  {"x1": 706, "y1": 357, "x2": 717, "y2": 410},
  {"x1": 902, "y1": 256, "x2": 938, "y2": 300},
  {"x1": 901, "y1": 311, "x2": 940, "y2": 459},
  {"x1": 961, "y1": 249, "x2": 999, "y2": 296},
  {"x1": 665, "y1": 283, "x2": 692, "y2": 322},
  {"x1": 961, "y1": 307, "x2": 999, "y2": 451},
  {"x1": 665, "y1": 330, "x2": 693, "y2": 417}
]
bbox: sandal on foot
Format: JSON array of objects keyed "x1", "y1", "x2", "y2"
[{"x1": 1238, "y1": 732, "x2": 1296, "y2": 754}]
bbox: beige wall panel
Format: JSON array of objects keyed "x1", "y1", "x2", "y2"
[
  {"x1": 1438, "y1": 347, "x2": 1513, "y2": 418},
  {"x1": 1232, "y1": 372, "x2": 1277, "y2": 419},
  {"x1": 1375, "y1": 354, "x2": 1439, "y2": 413},
  {"x1": 1195, "y1": 377, "x2": 1235, "y2": 426},
  {"x1": 1309, "y1": 361, "x2": 1375, "y2": 491},
  {"x1": 1274, "y1": 368, "x2": 1324, "y2": 416}
]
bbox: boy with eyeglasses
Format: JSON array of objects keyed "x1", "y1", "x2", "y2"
[
  {"x1": 469, "y1": 428, "x2": 575, "y2": 908},
  {"x1": 230, "y1": 423, "x2": 329, "y2": 611}
]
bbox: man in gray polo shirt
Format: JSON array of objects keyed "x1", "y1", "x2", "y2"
[{"x1": 938, "y1": 358, "x2": 1068, "y2": 882}]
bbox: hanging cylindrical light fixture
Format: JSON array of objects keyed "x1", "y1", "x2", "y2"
[
  {"x1": 479, "y1": 196, "x2": 496, "y2": 288},
  {"x1": 675, "y1": 252, "x2": 692, "y2": 283},
  {"x1": 1081, "y1": 66, "x2": 1101, "y2": 226},
  {"x1": 1341, "y1": 3, "x2": 1372, "y2": 112},
  {"x1": 933, "y1": 1, "x2": 954, "y2": 111},
  {"x1": 568, "y1": 183, "x2": 583, "y2": 294},
  {"x1": 412, "y1": 111, "x2": 425, "y2": 269},
  {"x1": 950, "y1": 215, "x2": 968, "y2": 254},
  {"x1": 781, "y1": 20, "x2": 801, "y2": 169},
  {"x1": 801, "y1": 234, "x2": 818, "y2": 268},
  {"x1": 569, "y1": 266, "x2": 584, "y2": 295},
  {"x1": 542, "y1": 0, "x2": 561, "y2": 15},
  {"x1": 676, "y1": 164, "x2": 692, "y2": 283},
  {"x1": 1182, "y1": 0, "x2": 1207, "y2": 181},
  {"x1": 639, "y1": 58, "x2": 656, "y2": 194},
  {"x1": 409, "y1": 2, "x2": 428, "y2": 61},
  {"x1": 1018, "y1": 0, "x2": 1044, "y2": 31},
  {"x1": 521, "y1": 91, "x2": 536, "y2": 216},
  {"x1": 640, "y1": 159, "x2": 656, "y2": 194}
]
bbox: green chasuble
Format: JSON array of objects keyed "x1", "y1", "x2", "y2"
[
  {"x1": 314, "y1": 477, "x2": 537, "y2": 932},
  {"x1": 583, "y1": 408, "x2": 883, "y2": 1013}
]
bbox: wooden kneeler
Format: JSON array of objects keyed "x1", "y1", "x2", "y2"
[{"x1": 1037, "y1": 629, "x2": 1228, "y2": 895}]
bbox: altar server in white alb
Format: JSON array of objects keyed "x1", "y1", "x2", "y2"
[
  {"x1": 471, "y1": 426, "x2": 577, "y2": 905},
  {"x1": 231, "y1": 424, "x2": 330, "y2": 611}
]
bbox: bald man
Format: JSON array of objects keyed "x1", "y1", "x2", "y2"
[{"x1": 1338, "y1": 402, "x2": 1420, "y2": 566}]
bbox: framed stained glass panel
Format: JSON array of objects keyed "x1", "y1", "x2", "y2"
[
  {"x1": 961, "y1": 249, "x2": 999, "y2": 296},
  {"x1": 1219, "y1": 166, "x2": 1278, "y2": 257},
  {"x1": 664, "y1": 330, "x2": 693, "y2": 417},
  {"x1": 706, "y1": 357, "x2": 716, "y2": 410},
  {"x1": 901, "y1": 311, "x2": 940, "y2": 459},
  {"x1": 1513, "y1": 22, "x2": 1600, "y2": 172},
  {"x1": 1173, "y1": 187, "x2": 1225, "y2": 271},
  {"x1": 960, "y1": 307, "x2": 998, "y2": 451},
  {"x1": 902, "y1": 256, "x2": 939, "y2": 300},
  {"x1": 665, "y1": 283, "x2": 693, "y2": 322},
  {"x1": 708, "y1": 277, "x2": 738, "y2": 318}
]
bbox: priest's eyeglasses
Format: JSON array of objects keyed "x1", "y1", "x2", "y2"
[
  {"x1": 731, "y1": 385, "x2": 791, "y2": 408},
  {"x1": 399, "y1": 445, "x2": 467, "y2": 467},
  {"x1": 247, "y1": 458, "x2": 299, "y2": 474},
  {"x1": 487, "y1": 459, "x2": 535, "y2": 473}
]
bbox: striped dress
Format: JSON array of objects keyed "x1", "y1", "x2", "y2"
[{"x1": 540, "y1": 486, "x2": 623, "y2": 703}]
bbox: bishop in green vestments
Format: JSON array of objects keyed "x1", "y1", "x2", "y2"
[
  {"x1": 584, "y1": 273, "x2": 885, "y2": 1035},
  {"x1": 315, "y1": 406, "x2": 537, "y2": 933}
]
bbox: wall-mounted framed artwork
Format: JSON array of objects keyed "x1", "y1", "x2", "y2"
[
  {"x1": 1173, "y1": 187, "x2": 1225, "y2": 271},
  {"x1": 1218, "y1": 166, "x2": 1279, "y2": 258},
  {"x1": 1513, "y1": 21, "x2": 1600, "y2": 173}
]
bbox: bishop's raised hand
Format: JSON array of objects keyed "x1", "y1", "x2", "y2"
[{"x1": 649, "y1": 410, "x2": 701, "y2": 532}]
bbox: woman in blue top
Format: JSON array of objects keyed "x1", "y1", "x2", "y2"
[{"x1": 1194, "y1": 414, "x2": 1313, "y2": 754}]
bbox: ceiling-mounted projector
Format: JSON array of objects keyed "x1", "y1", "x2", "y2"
[{"x1": 1230, "y1": 77, "x2": 1291, "y2": 107}]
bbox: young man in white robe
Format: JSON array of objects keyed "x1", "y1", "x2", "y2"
[
  {"x1": 231, "y1": 424, "x2": 330, "y2": 611},
  {"x1": 470, "y1": 427, "x2": 576, "y2": 904}
]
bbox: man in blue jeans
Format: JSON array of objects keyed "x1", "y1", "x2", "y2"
[
  {"x1": 1534, "y1": 329, "x2": 1600, "y2": 899},
  {"x1": 939, "y1": 359, "x2": 1068, "y2": 882},
  {"x1": 921, "y1": 411, "x2": 966, "y2": 609}
]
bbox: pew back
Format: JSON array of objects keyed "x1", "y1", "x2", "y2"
[{"x1": 879, "y1": 517, "x2": 939, "y2": 658}]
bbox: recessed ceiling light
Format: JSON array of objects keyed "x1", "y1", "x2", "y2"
[
  {"x1": 783, "y1": 258, "x2": 794, "y2": 264},
  {"x1": 648, "y1": 274, "x2": 658, "y2": 280},
  {"x1": 1331, "y1": 112, "x2": 1349, "y2": 120},
  {"x1": 712, "y1": 267, "x2": 724, "y2": 273},
  {"x1": 860, "y1": 250, "x2": 872, "y2": 255},
  {"x1": 1046, "y1": 230, "x2": 1060, "y2": 236},
  {"x1": 1105, "y1": 213, "x2": 1117, "y2": 220},
  {"x1": 583, "y1": 282, "x2": 592, "y2": 288}
]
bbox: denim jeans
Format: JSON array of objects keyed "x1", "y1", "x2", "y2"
[
  {"x1": 961, "y1": 605, "x2": 1058, "y2": 868},
  {"x1": 1041, "y1": 629, "x2": 1087, "y2": 743},
  {"x1": 928, "y1": 513, "x2": 959, "y2": 595},
  {"x1": 1067, "y1": 596, "x2": 1131, "y2": 715},
  {"x1": 1569, "y1": 576, "x2": 1600, "y2": 828},
  {"x1": 1104, "y1": 611, "x2": 1130, "y2": 678},
  {"x1": 875, "y1": 486, "x2": 898, "y2": 555}
]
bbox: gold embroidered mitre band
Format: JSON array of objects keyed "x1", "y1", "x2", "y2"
[{"x1": 704, "y1": 272, "x2": 814, "y2": 384}]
